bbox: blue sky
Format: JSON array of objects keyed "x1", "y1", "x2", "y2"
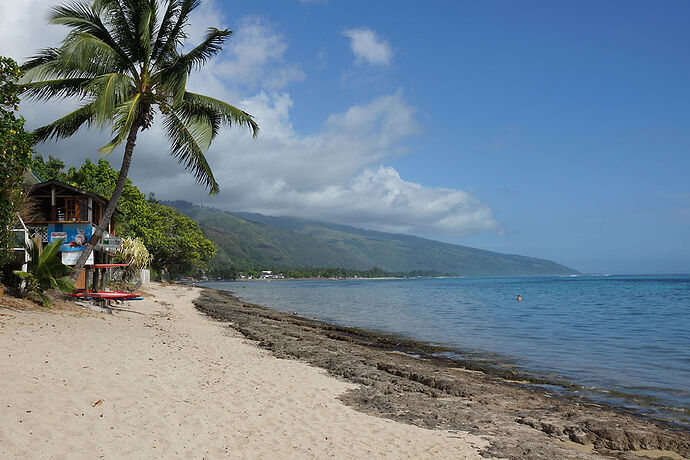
[{"x1": 1, "y1": 0, "x2": 689, "y2": 274}]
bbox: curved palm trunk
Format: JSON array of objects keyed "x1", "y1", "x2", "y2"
[{"x1": 70, "y1": 122, "x2": 141, "y2": 281}]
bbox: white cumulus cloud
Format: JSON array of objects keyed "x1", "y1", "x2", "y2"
[
  {"x1": 214, "y1": 16, "x2": 305, "y2": 90},
  {"x1": 343, "y1": 27, "x2": 393, "y2": 66}
]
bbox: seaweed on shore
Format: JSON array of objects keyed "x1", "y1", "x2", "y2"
[{"x1": 194, "y1": 288, "x2": 690, "y2": 460}]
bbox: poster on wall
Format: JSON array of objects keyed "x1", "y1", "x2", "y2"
[
  {"x1": 48, "y1": 223, "x2": 92, "y2": 251},
  {"x1": 61, "y1": 251, "x2": 94, "y2": 266}
]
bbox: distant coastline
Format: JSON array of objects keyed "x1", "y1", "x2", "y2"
[{"x1": 199, "y1": 276, "x2": 431, "y2": 283}]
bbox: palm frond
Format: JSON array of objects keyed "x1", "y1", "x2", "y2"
[
  {"x1": 152, "y1": 7, "x2": 223, "y2": 99},
  {"x1": 151, "y1": 0, "x2": 181, "y2": 59},
  {"x1": 61, "y1": 31, "x2": 127, "y2": 73},
  {"x1": 168, "y1": 101, "x2": 216, "y2": 150},
  {"x1": 13, "y1": 271, "x2": 32, "y2": 280},
  {"x1": 21, "y1": 48, "x2": 75, "y2": 82},
  {"x1": 175, "y1": 97, "x2": 221, "y2": 144},
  {"x1": 155, "y1": 53, "x2": 187, "y2": 103},
  {"x1": 179, "y1": 27, "x2": 231, "y2": 72},
  {"x1": 154, "y1": 0, "x2": 201, "y2": 61},
  {"x1": 49, "y1": 1, "x2": 138, "y2": 78},
  {"x1": 163, "y1": 111, "x2": 219, "y2": 194},
  {"x1": 22, "y1": 77, "x2": 92, "y2": 101},
  {"x1": 49, "y1": 1, "x2": 101, "y2": 32},
  {"x1": 22, "y1": 32, "x2": 125, "y2": 82},
  {"x1": 21, "y1": 48, "x2": 61, "y2": 72},
  {"x1": 153, "y1": 28, "x2": 230, "y2": 97},
  {"x1": 98, "y1": 93, "x2": 142, "y2": 155},
  {"x1": 88, "y1": 72, "x2": 136, "y2": 126},
  {"x1": 93, "y1": 0, "x2": 137, "y2": 59},
  {"x1": 41, "y1": 238, "x2": 63, "y2": 262},
  {"x1": 21, "y1": 46, "x2": 91, "y2": 81},
  {"x1": 33, "y1": 104, "x2": 95, "y2": 143},
  {"x1": 54, "y1": 276, "x2": 76, "y2": 294},
  {"x1": 113, "y1": 0, "x2": 154, "y2": 62},
  {"x1": 137, "y1": 0, "x2": 157, "y2": 60},
  {"x1": 184, "y1": 92, "x2": 259, "y2": 137}
]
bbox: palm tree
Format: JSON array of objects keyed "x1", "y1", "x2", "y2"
[{"x1": 21, "y1": 0, "x2": 258, "y2": 280}]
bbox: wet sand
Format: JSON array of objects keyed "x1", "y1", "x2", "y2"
[{"x1": 194, "y1": 288, "x2": 690, "y2": 460}]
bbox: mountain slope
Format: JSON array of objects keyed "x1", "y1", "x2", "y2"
[{"x1": 166, "y1": 201, "x2": 578, "y2": 276}]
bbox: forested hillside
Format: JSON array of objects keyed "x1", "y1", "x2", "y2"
[{"x1": 167, "y1": 201, "x2": 578, "y2": 277}]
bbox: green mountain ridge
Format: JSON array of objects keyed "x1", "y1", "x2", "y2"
[{"x1": 165, "y1": 200, "x2": 579, "y2": 277}]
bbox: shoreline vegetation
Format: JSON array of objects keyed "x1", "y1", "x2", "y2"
[
  {"x1": 206, "y1": 266, "x2": 456, "y2": 281},
  {"x1": 194, "y1": 287, "x2": 690, "y2": 459}
]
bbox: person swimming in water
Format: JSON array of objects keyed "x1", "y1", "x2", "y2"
[{"x1": 516, "y1": 294, "x2": 522, "y2": 302}]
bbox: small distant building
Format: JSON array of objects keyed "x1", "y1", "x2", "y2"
[{"x1": 259, "y1": 270, "x2": 285, "y2": 279}]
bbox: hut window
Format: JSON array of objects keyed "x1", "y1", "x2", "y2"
[{"x1": 65, "y1": 198, "x2": 79, "y2": 221}]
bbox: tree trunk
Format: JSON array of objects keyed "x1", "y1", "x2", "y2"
[{"x1": 70, "y1": 122, "x2": 141, "y2": 281}]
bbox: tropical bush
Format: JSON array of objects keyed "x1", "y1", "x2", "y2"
[
  {"x1": 13, "y1": 238, "x2": 74, "y2": 307},
  {"x1": 115, "y1": 236, "x2": 152, "y2": 280},
  {"x1": 0, "y1": 56, "x2": 34, "y2": 277}
]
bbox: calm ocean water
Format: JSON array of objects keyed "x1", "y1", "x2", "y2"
[{"x1": 204, "y1": 275, "x2": 690, "y2": 426}]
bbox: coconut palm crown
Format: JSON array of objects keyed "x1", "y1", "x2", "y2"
[{"x1": 20, "y1": 0, "x2": 258, "y2": 278}]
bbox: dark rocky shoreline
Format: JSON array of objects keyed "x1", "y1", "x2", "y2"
[{"x1": 193, "y1": 288, "x2": 689, "y2": 459}]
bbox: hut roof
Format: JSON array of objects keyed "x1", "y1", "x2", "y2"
[{"x1": 29, "y1": 180, "x2": 122, "y2": 215}]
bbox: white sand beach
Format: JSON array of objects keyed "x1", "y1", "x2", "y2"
[{"x1": 0, "y1": 283, "x2": 490, "y2": 459}]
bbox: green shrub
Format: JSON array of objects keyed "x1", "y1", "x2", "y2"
[{"x1": 13, "y1": 238, "x2": 74, "y2": 307}]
